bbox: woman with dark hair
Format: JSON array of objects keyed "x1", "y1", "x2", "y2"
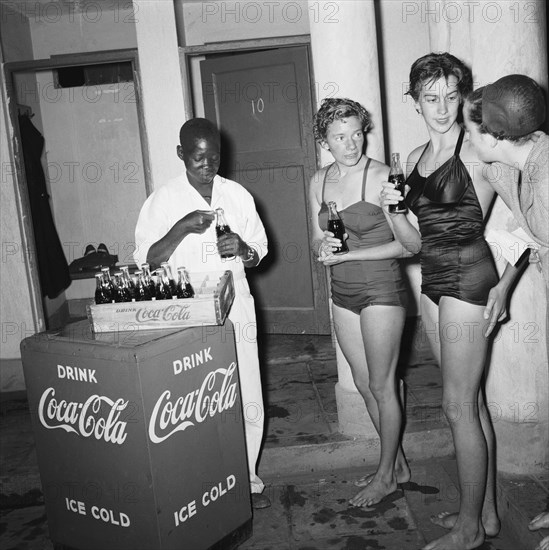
[
  {"x1": 463, "y1": 76, "x2": 548, "y2": 287},
  {"x1": 309, "y1": 97, "x2": 413, "y2": 507},
  {"x1": 382, "y1": 53, "x2": 504, "y2": 550},
  {"x1": 464, "y1": 75, "x2": 548, "y2": 550}
]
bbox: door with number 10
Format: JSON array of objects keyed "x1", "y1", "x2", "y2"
[{"x1": 201, "y1": 45, "x2": 330, "y2": 334}]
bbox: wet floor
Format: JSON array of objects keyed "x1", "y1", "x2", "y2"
[{"x1": 1, "y1": 331, "x2": 546, "y2": 549}]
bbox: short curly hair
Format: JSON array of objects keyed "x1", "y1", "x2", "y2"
[
  {"x1": 406, "y1": 52, "x2": 473, "y2": 102},
  {"x1": 313, "y1": 98, "x2": 372, "y2": 142}
]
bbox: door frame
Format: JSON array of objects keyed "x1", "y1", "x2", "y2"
[
  {"x1": 179, "y1": 35, "x2": 311, "y2": 120},
  {"x1": 3, "y1": 49, "x2": 151, "y2": 330},
  {"x1": 180, "y1": 36, "x2": 331, "y2": 334}
]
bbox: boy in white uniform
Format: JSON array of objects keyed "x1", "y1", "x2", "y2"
[{"x1": 135, "y1": 118, "x2": 270, "y2": 509}]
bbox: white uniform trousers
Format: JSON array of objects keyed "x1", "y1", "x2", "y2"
[{"x1": 227, "y1": 274, "x2": 265, "y2": 494}]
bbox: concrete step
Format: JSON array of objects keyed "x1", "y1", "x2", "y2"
[{"x1": 259, "y1": 427, "x2": 454, "y2": 478}]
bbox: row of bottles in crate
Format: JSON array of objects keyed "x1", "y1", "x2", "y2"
[{"x1": 95, "y1": 262, "x2": 194, "y2": 304}]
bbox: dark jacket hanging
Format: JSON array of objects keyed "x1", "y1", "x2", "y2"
[{"x1": 18, "y1": 113, "x2": 71, "y2": 299}]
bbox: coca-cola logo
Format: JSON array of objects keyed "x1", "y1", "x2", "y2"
[
  {"x1": 148, "y1": 362, "x2": 237, "y2": 444},
  {"x1": 38, "y1": 388, "x2": 128, "y2": 445},
  {"x1": 135, "y1": 303, "x2": 191, "y2": 323}
]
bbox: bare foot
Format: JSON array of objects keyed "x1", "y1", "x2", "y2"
[
  {"x1": 355, "y1": 462, "x2": 411, "y2": 487},
  {"x1": 531, "y1": 513, "x2": 549, "y2": 550},
  {"x1": 422, "y1": 527, "x2": 485, "y2": 550},
  {"x1": 430, "y1": 510, "x2": 501, "y2": 537},
  {"x1": 530, "y1": 511, "x2": 549, "y2": 531},
  {"x1": 349, "y1": 474, "x2": 398, "y2": 507}
]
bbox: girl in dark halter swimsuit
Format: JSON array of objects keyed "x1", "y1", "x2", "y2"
[
  {"x1": 309, "y1": 98, "x2": 413, "y2": 508},
  {"x1": 382, "y1": 53, "x2": 504, "y2": 550},
  {"x1": 405, "y1": 127, "x2": 499, "y2": 306}
]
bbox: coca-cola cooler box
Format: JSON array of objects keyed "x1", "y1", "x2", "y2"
[
  {"x1": 20, "y1": 320, "x2": 251, "y2": 550},
  {"x1": 86, "y1": 271, "x2": 235, "y2": 333}
]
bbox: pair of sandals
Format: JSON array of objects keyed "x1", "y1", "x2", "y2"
[{"x1": 84, "y1": 243, "x2": 109, "y2": 256}]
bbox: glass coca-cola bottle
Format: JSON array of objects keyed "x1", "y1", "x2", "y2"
[
  {"x1": 388, "y1": 152, "x2": 407, "y2": 214},
  {"x1": 154, "y1": 269, "x2": 172, "y2": 300},
  {"x1": 215, "y1": 207, "x2": 234, "y2": 259},
  {"x1": 141, "y1": 263, "x2": 156, "y2": 298},
  {"x1": 120, "y1": 265, "x2": 137, "y2": 302},
  {"x1": 327, "y1": 201, "x2": 349, "y2": 254},
  {"x1": 113, "y1": 272, "x2": 131, "y2": 303},
  {"x1": 134, "y1": 270, "x2": 152, "y2": 301},
  {"x1": 94, "y1": 273, "x2": 110, "y2": 304},
  {"x1": 176, "y1": 267, "x2": 195, "y2": 299},
  {"x1": 100, "y1": 267, "x2": 115, "y2": 302},
  {"x1": 160, "y1": 262, "x2": 178, "y2": 296}
]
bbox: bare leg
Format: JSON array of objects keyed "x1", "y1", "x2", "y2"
[
  {"x1": 422, "y1": 297, "x2": 490, "y2": 550},
  {"x1": 431, "y1": 389, "x2": 500, "y2": 536},
  {"x1": 337, "y1": 305, "x2": 407, "y2": 507},
  {"x1": 355, "y1": 378, "x2": 411, "y2": 486},
  {"x1": 420, "y1": 296, "x2": 500, "y2": 538},
  {"x1": 530, "y1": 512, "x2": 549, "y2": 550},
  {"x1": 530, "y1": 512, "x2": 549, "y2": 531},
  {"x1": 333, "y1": 304, "x2": 410, "y2": 491}
]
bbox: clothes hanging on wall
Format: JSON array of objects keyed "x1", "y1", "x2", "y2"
[{"x1": 18, "y1": 113, "x2": 71, "y2": 299}]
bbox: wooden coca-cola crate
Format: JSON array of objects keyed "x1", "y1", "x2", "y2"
[{"x1": 86, "y1": 270, "x2": 235, "y2": 333}]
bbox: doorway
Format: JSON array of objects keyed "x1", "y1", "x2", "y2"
[
  {"x1": 187, "y1": 43, "x2": 330, "y2": 335},
  {"x1": 4, "y1": 50, "x2": 150, "y2": 329}
]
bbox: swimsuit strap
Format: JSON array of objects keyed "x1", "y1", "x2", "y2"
[
  {"x1": 411, "y1": 142, "x2": 430, "y2": 177},
  {"x1": 412, "y1": 127, "x2": 466, "y2": 176},
  {"x1": 321, "y1": 162, "x2": 336, "y2": 203},
  {"x1": 361, "y1": 157, "x2": 372, "y2": 201},
  {"x1": 454, "y1": 127, "x2": 466, "y2": 156}
]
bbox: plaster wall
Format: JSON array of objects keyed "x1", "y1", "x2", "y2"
[
  {"x1": 31, "y1": 71, "x2": 146, "y2": 300},
  {"x1": 0, "y1": 3, "x2": 33, "y2": 62},
  {"x1": 404, "y1": 0, "x2": 548, "y2": 473},
  {"x1": 470, "y1": 1, "x2": 548, "y2": 473},
  {"x1": 15, "y1": 5, "x2": 142, "y2": 305},
  {"x1": 176, "y1": 0, "x2": 310, "y2": 46},
  {"x1": 29, "y1": 2, "x2": 137, "y2": 59},
  {"x1": 133, "y1": 0, "x2": 187, "y2": 188},
  {"x1": 0, "y1": 1, "x2": 140, "y2": 391},
  {"x1": 1, "y1": 1, "x2": 546, "y2": 474},
  {"x1": 10, "y1": 71, "x2": 68, "y2": 320},
  {"x1": 377, "y1": 0, "x2": 431, "y2": 315},
  {"x1": 0, "y1": 52, "x2": 41, "y2": 389}
]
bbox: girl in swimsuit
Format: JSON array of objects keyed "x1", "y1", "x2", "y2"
[
  {"x1": 381, "y1": 53, "x2": 508, "y2": 550},
  {"x1": 309, "y1": 98, "x2": 413, "y2": 507}
]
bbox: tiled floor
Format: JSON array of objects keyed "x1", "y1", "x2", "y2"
[{"x1": 1, "y1": 330, "x2": 546, "y2": 549}]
